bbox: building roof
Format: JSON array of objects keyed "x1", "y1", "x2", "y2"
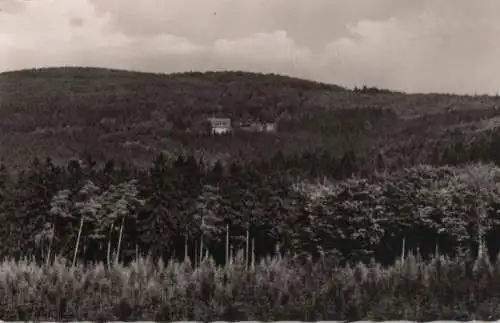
[
  {"x1": 207, "y1": 117, "x2": 231, "y2": 127},
  {"x1": 207, "y1": 117, "x2": 231, "y2": 121}
]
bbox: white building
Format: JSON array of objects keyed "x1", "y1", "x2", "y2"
[
  {"x1": 207, "y1": 117, "x2": 232, "y2": 135},
  {"x1": 264, "y1": 122, "x2": 276, "y2": 132}
]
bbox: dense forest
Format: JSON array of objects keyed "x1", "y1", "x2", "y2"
[
  {"x1": 2, "y1": 67, "x2": 500, "y2": 320},
  {"x1": 3, "y1": 150, "x2": 500, "y2": 267},
  {"x1": 1, "y1": 66, "x2": 500, "y2": 169}
]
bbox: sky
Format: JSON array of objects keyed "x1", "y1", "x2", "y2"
[{"x1": 1, "y1": 0, "x2": 500, "y2": 94}]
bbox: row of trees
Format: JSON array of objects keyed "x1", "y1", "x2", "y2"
[{"x1": 1, "y1": 147, "x2": 500, "y2": 267}]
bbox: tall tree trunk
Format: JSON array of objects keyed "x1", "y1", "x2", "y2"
[
  {"x1": 199, "y1": 237, "x2": 204, "y2": 264},
  {"x1": 194, "y1": 242, "x2": 198, "y2": 267},
  {"x1": 401, "y1": 236, "x2": 406, "y2": 264},
  {"x1": 478, "y1": 201, "x2": 485, "y2": 258},
  {"x1": 199, "y1": 216, "x2": 205, "y2": 263},
  {"x1": 46, "y1": 235, "x2": 53, "y2": 267},
  {"x1": 225, "y1": 224, "x2": 229, "y2": 268},
  {"x1": 245, "y1": 227, "x2": 249, "y2": 269},
  {"x1": 184, "y1": 231, "x2": 188, "y2": 262},
  {"x1": 115, "y1": 217, "x2": 125, "y2": 265},
  {"x1": 251, "y1": 236, "x2": 255, "y2": 270},
  {"x1": 135, "y1": 242, "x2": 139, "y2": 263},
  {"x1": 107, "y1": 222, "x2": 114, "y2": 269},
  {"x1": 72, "y1": 217, "x2": 84, "y2": 268},
  {"x1": 478, "y1": 223, "x2": 484, "y2": 257}
]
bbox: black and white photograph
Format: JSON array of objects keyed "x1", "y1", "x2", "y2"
[{"x1": 1, "y1": 0, "x2": 500, "y2": 321}]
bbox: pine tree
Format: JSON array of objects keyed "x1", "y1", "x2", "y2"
[
  {"x1": 195, "y1": 184, "x2": 223, "y2": 263},
  {"x1": 110, "y1": 180, "x2": 145, "y2": 265},
  {"x1": 72, "y1": 180, "x2": 101, "y2": 266}
]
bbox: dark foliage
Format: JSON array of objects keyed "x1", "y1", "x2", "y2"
[{"x1": 2, "y1": 66, "x2": 500, "y2": 319}]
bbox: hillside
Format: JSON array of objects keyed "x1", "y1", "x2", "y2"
[
  {"x1": 4, "y1": 67, "x2": 500, "y2": 321},
  {"x1": 1, "y1": 66, "x2": 500, "y2": 168}
]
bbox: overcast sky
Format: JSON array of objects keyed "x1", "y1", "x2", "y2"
[{"x1": 1, "y1": 0, "x2": 500, "y2": 94}]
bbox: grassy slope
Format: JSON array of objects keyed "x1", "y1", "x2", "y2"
[{"x1": 1, "y1": 66, "x2": 500, "y2": 168}]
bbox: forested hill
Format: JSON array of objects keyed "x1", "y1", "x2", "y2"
[{"x1": 1, "y1": 66, "x2": 500, "y2": 169}]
